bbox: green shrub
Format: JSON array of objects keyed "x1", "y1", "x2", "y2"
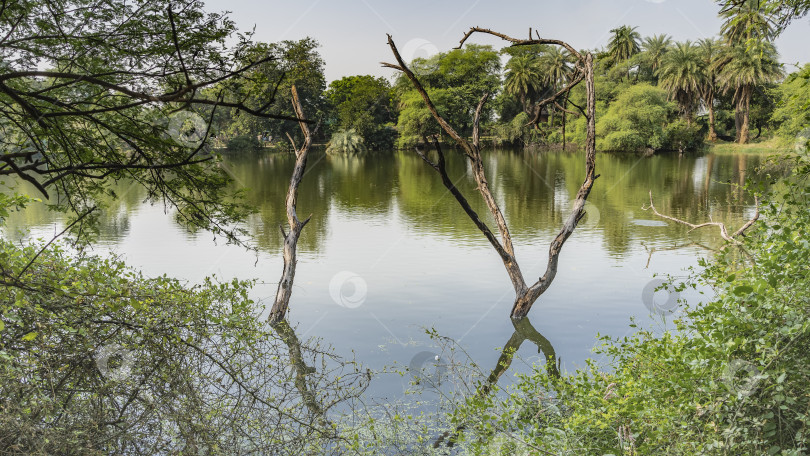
[
  {"x1": 326, "y1": 129, "x2": 368, "y2": 156},
  {"x1": 596, "y1": 84, "x2": 674, "y2": 152},
  {"x1": 226, "y1": 134, "x2": 262, "y2": 151},
  {"x1": 665, "y1": 118, "x2": 704, "y2": 151}
]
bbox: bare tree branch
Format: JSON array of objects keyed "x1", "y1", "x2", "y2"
[{"x1": 642, "y1": 190, "x2": 760, "y2": 245}]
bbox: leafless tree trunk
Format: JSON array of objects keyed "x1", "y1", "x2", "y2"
[
  {"x1": 383, "y1": 28, "x2": 598, "y2": 320},
  {"x1": 268, "y1": 86, "x2": 313, "y2": 324}
]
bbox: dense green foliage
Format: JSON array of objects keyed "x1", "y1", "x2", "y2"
[
  {"x1": 215, "y1": 38, "x2": 327, "y2": 147},
  {"x1": 0, "y1": 0, "x2": 269, "y2": 242},
  {"x1": 771, "y1": 64, "x2": 810, "y2": 143},
  {"x1": 0, "y1": 232, "x2": 367, "y2": 454},
  {"x1": 394, "y1": 44, "x2": 501, "y2": 147},
  {"x1": 596, "y1": 84, "x2": 674, "y2": 152},
  {"x1": 325, "y1": 75, "x2": 397, "y2": 150}
]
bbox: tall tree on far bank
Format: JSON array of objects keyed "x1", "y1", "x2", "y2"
[
  {"x1": 606, "y1": 25, "x2": 641, "y2": 75},
  {"x1": 540, "y1": 47, "x2": 573, "y2": 126},
  {"x1": 714, "y1": 40, "x2": 783, "y2": 143},
  {"x1": 504, "y1": 54, "x2": 544, "y2": 116},
  {"x1": 720, "y1": 0, "x2": 776, "y2": 44},
  {"x1": 698, "y1": 38, "x2": 722, "y2": 141},
  {"x1": 325, "y1": 75, "x2": 396, "y2": 149},
  {"x1": 640, "y1": 34, "x2": 673, "y2": 83},
  {"x1": 658, "y1": 41, "x2": 705, "y2": 124}
]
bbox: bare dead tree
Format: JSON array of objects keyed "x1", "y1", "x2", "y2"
[
  {"x1": 268, "y1": 86, "x2": 312, "y2": 324},
  {"x1": 382, "y1": 27, "x2": 598, "y2": 319},
  {"x1": 642, "y1": 190, "x2": 759, "y2": 245}
]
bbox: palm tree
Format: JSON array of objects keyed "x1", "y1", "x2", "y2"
[
  {"x1": 607, "y1": 25, "x2": 641, "y2": 66},
  {"x1": 641, "y1": 34, "x2": 672, "y2": 81},
  {"x1": 539, "y1": 47, "x2": 572, "y2": 126},
  {"x1": 720, "y1": 0, "x2": 775, "y2": 44},
  {"x1": 504, "y1": 54, "x2": 543, "y2": 115},
  {"x1": 658, "y1": 41, "x2": 704, "y2": 124},
  {"x1": 713, "y1": 40, "x2": 783, "y2": 144},
  {"x1": 698, "y1": 38, "x2": 721, "y2": 141},
  {"x1": 326, "y1": 129, "x2": 367, "y2": 156}
]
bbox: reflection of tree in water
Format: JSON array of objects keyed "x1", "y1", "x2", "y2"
[
  {"x1": 1, "y1": 178, "x2": 146, "y2": 241},
  {"x1": 5, "y1": 150, "x2": 772, "y2": 255},
  {"x1": 433, "y1": 317, "x2": 559, "y2": 449}
]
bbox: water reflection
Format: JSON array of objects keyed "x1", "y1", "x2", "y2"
[{"x1": 4, "y1": 149, "x2": 765, "y2": 257}]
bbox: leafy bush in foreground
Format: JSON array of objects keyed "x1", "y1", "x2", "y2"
[
  {"x1": 453, "y1": 152, "x2": 810, "y2": 455},
  {"x1": 0, "y1": 235, "x2": 367, "y2": 455}
]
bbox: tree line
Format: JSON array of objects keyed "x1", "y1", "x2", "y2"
[{"x1": 206, "y1": 0, "x2": 807, "y2": 156}]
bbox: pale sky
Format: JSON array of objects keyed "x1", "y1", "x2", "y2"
[{"x1": 204, "y1": 0, "x2": 810, "y2": 83}]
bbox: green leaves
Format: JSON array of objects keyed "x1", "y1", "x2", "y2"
[{"x1": 733, "y1": 284, "x2": 754, "y2": 295}]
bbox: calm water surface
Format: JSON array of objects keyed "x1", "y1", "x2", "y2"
[{"x1": 4, "y1": 148, "x2": 764, "y2": 401}]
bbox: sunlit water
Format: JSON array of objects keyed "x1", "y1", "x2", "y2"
[{"x1": 3, "y1": 148, "x2": 765, "y2": 403}]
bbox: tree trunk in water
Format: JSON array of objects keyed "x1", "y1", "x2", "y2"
[
  {"x1": 510, "y1": 52, "x2": 597, "y2": 320},
  {"x1": 384, "y1": 29, "x2": 598, "y2": 321},
  {"x1": 268, "y1": 86, "x2": 312, "y2": 324}
]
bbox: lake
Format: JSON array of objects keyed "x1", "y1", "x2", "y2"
[{"x1": 2, "y1": 148, "x2": 764, "y2": 403}]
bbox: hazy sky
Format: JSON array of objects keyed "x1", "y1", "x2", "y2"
[{"x1": 204, "y1": 0, "x2": 810, "y2": 83}]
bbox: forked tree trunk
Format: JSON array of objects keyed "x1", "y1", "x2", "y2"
[
  {"x1": 383, "y1": 28, "x2": 598, "y2": 320},
  {"x1": 268, "y1": 86, "x2": 313, "y2": 324}
]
